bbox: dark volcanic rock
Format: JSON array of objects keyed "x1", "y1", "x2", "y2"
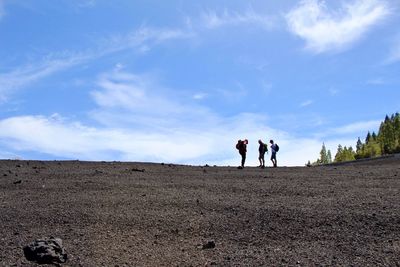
[
  {"x1": 202, "y1": 240, "x2": 215, "y2": 249},
  {"x1": 23, "y1": 237, "x2": 67, "y2": 264}
]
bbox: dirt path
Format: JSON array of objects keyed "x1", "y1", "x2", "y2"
[{"x1": 1, "y1": 159, "x2": 399, "y2": 266}]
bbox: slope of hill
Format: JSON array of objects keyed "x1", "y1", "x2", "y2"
[{"x1": 1, "y1": 158, "x2": 399, "y2": 266}]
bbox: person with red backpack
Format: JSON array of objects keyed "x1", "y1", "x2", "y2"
[{"x1": 236, "y1": 139, "x2": 248, "y2": 169}]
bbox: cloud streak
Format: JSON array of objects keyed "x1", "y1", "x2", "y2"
[
  {"x1": 0, "y1": 54, "x2": 90, "y2": 101},
  {"x1": 285, "y1": 0, "x2": 390, "y2": 53},
  {"x1": 201, "y1": 8, "x2": 276, "y2": 30},
  {"x1": 0, "y1": 25, "x2": 192, "y2": 102}
]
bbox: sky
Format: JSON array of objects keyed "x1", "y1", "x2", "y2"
[{"x1": 0, "y1": 0, "x2": 399, "y2": 166}]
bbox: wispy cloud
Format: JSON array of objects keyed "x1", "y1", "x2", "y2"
[
  {"x1": 99, "y1": 25, "x2": 193, "y2": 55},
  {"x1": 0, "y1": 54, "x2": 90, "y2": 101},
  {"x1": 300, "y1": 99, "x2": 313, "y2": 107},
  {"x1": 285, "y1": 0, "x2": 390, "y2": 53},
  {"x1": 0, "y1": 0, "x2": 5, "y2": 20},
  {"x1": 193, "y1": 93, "x2": 208, "y2": 100},
  {"x1": 366, "y1": 77, "x2": 386, "y2": 85},
  {"x1": 0, "y1": 25, "x2": 193, "y2": 102},
  {"x1": 332, "y1": 120, "x2": 381, "y2": 135},
  {"x1": 201, "y1": 8, "x2": 277, "y2": 30},
  {"x1": 89, "y1": 69, "x2": 213, "y2": 129}
]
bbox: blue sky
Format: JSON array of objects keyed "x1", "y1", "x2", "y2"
[{"x1": 0, "y1": 0, "x2": 399, "y2": 166}]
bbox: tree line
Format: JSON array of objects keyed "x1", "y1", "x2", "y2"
[{"x1": 310, "y1": 112, "x2": 400, "y2": 165}]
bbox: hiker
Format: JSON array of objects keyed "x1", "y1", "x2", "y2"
[
  {"x1": 258, "y1": 139, "x2": 268, "y2": 168},
  {"x1": 236, "y1": 139, "x2": 248, "y2": 169},
  {"x1": 270, "y1": 139, "x2": 279, "y2": 167}
]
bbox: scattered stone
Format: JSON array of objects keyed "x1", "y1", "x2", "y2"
[
  {"x1": 23, "y1": 237, "x2": 67, "y2": 265},
  {"x1": 16, "y1": 164, "x2": 21, "y2": 168},
  {"x1": 13, "y1": 180, "x2": 22, "y2": 184},
  {"x1": 202, "y1": 240, "x2": 215, "y2": 249},
  {"x1": 132, "y1": 168, "x2": 145, "y2": 172}
]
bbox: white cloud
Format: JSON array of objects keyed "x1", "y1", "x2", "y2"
[
  {"x1": 0, "y1": 112, "x2": 334, "y2": 166},
  {"x1": 300, "y1": 99, "x2": 313, "y2": 107},
  {"x1": 0, "y1": 67, "x2": 324, "y2": 166},
  {"x1": 0, "y1": 25, "x2": 192, "y2": 102},
  {"x1": 90, "y1": 69, "x2": 213, "y2": 129},
  {"x1": 0, "y1": 54, "x2": 89, "y2": 102},
  {"x1": 366, "y1": 77, "x2": 386, "y2": 85},
  {"x1": 193, "y1": 93, "x2": 208, "y2": 100},
  {"x1": 0, "y1": 66, "x2": 376, "y2": 167},
  {"x1": 100, "y1": 25, "x2": 193, "y2": 55},
  {"x1": 285, "y1": 0, "x2": 390, "y2": 53},
  {"x1": 332, "y1": 120, "x2": 381, "y2": 135},
  {"x1": 201, "y1": 8, "x2": 276, "y2": 30}
]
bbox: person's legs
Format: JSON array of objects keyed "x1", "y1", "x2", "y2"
[
  {"x1": 271, "y1": 152, "x2": 277, "y2": 167},
  {"x1": 261, "y1": 153, "x2": 265, "y2": 168},
  {"x1": 241, "y1": 153, "x2": 246, "y2": 167}
]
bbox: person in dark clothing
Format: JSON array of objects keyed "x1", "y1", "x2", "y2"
[
  {"x1": 258, "y1": 139, "x2": 267, "y2": 168},
  {"x1": 236, "y1": 139, "x2": 248, "y2": 169},
  {"x1": 270, "y1": 139, "x2": 277, "y2": 167}
]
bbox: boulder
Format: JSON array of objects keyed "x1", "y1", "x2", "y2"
[{"x1": 23, "y1": 237, "x2": 67, "y2": 264}]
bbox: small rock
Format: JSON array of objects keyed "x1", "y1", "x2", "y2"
[
  {"x1": 202, "y1": 240, "x2": 215, "y2": 249},
  {"x1": 13, "y1": 180, "x2": 22, "y2": 184},
  {"x1": 131, "y1": 168, "x2": 145, "y2": 172}
]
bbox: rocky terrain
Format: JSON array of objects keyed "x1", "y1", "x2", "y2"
[{"x1": 1, "y1": 157, "x2": 399, "y2": 266}]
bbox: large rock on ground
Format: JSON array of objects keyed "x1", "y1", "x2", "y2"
[{"x1": 23, "y1": 237, "x2": 67, "y2": 264}]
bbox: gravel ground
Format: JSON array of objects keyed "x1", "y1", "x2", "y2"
[{"x1": 0, "y1": 158, "x2": 399, "y2": 266}]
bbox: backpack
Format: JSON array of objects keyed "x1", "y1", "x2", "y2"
[
  {"x1": 236, "y1": 141, "x2": 242, "y2": 150},
  {"x1": 275, "y1": 144, "x2": 279, "y2": 152},
  {"x1": 264, "y1": 144, "x2": 268, "y2": 152}
]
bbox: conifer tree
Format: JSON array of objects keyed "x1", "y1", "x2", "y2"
[{"x1": 327, "y1": 150, "x2": 332, "y2": 163}]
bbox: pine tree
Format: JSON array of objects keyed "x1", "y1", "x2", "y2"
[
  {"x1": 327, "y1": 150, "x2": 332, "y2": 163},
  {"x1": 320, "y1": 143, "x2": 328, "y2": 164},
  {"x1": 365, "y1": 132, "x2": 371, "y2": 144},
  {"x1": 334, "y1": 144, "x2": 343, "y2": 162}
]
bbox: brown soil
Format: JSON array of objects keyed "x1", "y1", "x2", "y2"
[{"x1": 1, "y1": 157, "x2": 400, "y2": 266}]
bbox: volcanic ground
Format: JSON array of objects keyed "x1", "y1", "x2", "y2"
[{"x1": 1, "y1": 156, "x2": 400, "y2": 266}]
